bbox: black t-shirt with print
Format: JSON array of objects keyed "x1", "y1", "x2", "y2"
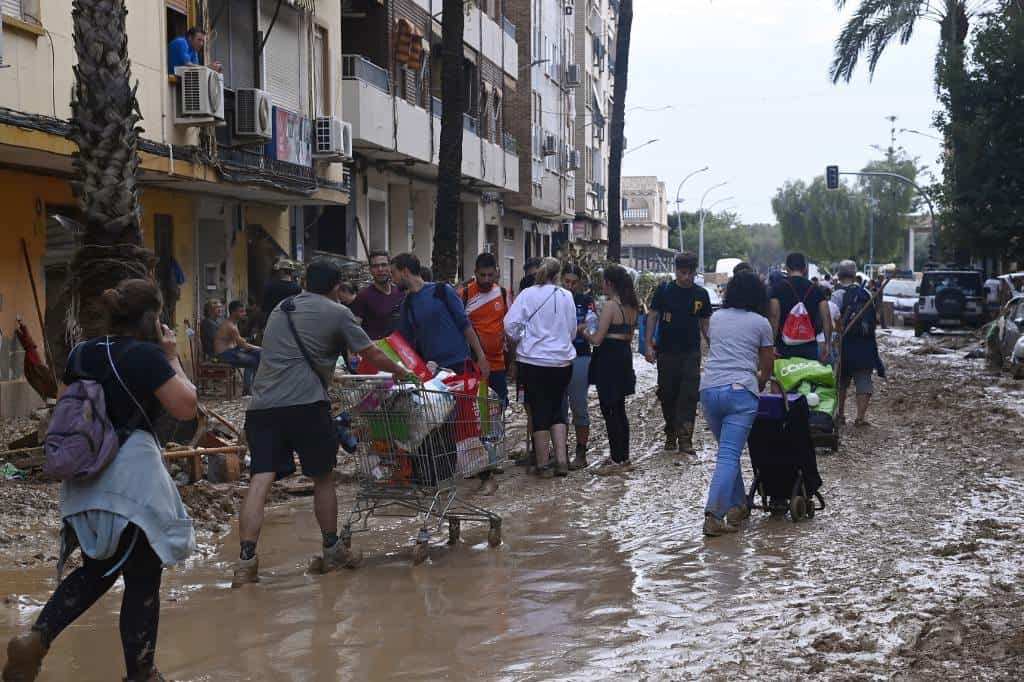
[
  {"x1": 649, "y1": 282, "x2": 712, "y2": 353},
  {"x1": 62, "y1": 337, "x2": 176, "y2": 433}
]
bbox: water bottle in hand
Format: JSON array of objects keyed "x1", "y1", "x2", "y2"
[{"x1": 585, "y1": 310, "x2": 598, "y2": 336}]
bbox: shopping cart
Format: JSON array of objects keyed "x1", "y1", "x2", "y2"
[{"x1": 334, "y1": 373, "x2": 506, "y2": 565}]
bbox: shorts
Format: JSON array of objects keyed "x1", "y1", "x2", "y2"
[
  {"x1": 840, "y1": 368, "x2": 874, "y2": 395},
  {"x1": 244, "y1": 401, "x2": 338, "y2": 479}
]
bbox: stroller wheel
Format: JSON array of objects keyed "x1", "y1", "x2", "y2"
[{"x1": 789, "y1": 496, "x2": 807, "y2": 522}]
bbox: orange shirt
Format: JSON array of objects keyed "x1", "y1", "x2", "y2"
[{"x1": 463, "y1": 280, "x2": 510, "y2": 371}]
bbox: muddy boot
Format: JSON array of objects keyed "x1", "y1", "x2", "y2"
[
  {"x1": 320, "y1": 540, "x2": 362, "y2": 572},
  {"x1": 703, "y1": 513, "x2": 738, "y2": 537},
  {"x1": 231, "y1": 555, "x2": 260, "y2": 588},
  {"x1": 3, "y1": 630, "x2": 47, "y2": 682},
  {"x1": 663, "y1": 433, "x2": 678, "y2": 454},
  {"x1": 726, "y1": 505, "x2": 751, "y2": 525},
  {"x1": 123, "y1": 668, "x2": 167, "y2": 682},
  {"x1": 568, "y1": 446, "x2": 588, "y2": 471}
]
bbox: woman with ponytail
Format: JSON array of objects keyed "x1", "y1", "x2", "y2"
[{"x1": 4, "y1": 279, "x2": 198, "y2": 682}]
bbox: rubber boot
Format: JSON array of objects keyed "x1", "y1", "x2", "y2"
[
  {"x1": 568, "y1": 446, "x2": 588, "y2": 471},
  {"x1": 2, "y1": 630, "x2": 48, "y2": 682},
  {"x1": 231, "y1": 555, "x2": 259, "y2": 588}
]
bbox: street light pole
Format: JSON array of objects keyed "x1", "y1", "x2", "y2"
[
  {"x1": 674, "y1": 166, "x2": 709, "y2": 252},
  {"x1": 698, "y1": 181, "x2": 728, "y2": 272}
]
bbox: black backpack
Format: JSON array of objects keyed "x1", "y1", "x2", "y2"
[{"x1": 841, "y1": 284, "x2": 876, "y2": 338}]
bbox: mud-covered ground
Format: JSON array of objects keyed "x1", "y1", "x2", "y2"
[{"x1": 1, "y1": 329, "x2": 1023, "y2": 680}]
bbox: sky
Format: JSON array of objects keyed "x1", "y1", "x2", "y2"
[{"x1": 620, "y1": 0, "x2": 946, "y2": 225}]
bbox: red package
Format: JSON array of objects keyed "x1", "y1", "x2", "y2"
[{"x1": 355, "y1": 333, "x2": 432, "y2": 381}]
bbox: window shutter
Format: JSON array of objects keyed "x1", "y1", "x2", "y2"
[
  {"x1": 228, "y1": 0, "x2": 256, "y2": 89},
  {"x1": 263, "y1": 2, "x2": 301, "y2": 113},
  {"x1": 1, "y1": 0, "x2": 24, "y2": 19},
  {"x1": 166, "y1": 0, "x2": 188, "y2": 15}
]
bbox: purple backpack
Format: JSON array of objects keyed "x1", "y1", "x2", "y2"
[{"x1": 44, "y1": 339, "x2": 146, "y2": 481}]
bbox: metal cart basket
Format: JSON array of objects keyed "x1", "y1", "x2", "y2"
[{"x1": 334, "y1": 374, "x2": 505, "y2": 564}]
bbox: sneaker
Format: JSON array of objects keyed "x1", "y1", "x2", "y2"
[
  {"x1": 726, "y1": 505, "x2": 751, "y2": 525},
  {"x1": 703, "y1": 513, "x2": 739, "y2": 537},
  {"x1": 231, "y1": 555, "x2": 259, "y2": 588},
  {"x1": 663, "y1": 435, "x2": 678, "y2": 454},
  {"x1": 594, "y1": 459, "x2": 621, "y2": 476},
  {"x1": 320, "y1": 541, "x2": 363, "y2": 572},
  {"x1": 3, "y1": 630, "x2": 47, "y2": 682}
]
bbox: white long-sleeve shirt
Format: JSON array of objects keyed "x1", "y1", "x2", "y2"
[{"x1": 503, "y1": 283, "x2": 577, "y2": 367}]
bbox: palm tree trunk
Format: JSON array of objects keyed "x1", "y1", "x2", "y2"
[
  {"x1": 68, "y1": 0, "x2": 153, "y2": 341},
  {"x1": 431, "y1": 0, "x2": 467, "y2": 284},
  {"x1": 606, "y1": 0, "x2": 633, "y2": 264}
]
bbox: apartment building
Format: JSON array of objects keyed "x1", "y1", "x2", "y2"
[
  {"x1": 502, "y1": 0, "x2": 577, "y2": 287},
  {"x1": 0, "y1": 0, "x2": 349, "y2": 416},
  {"x1": 572, "y1": 0, "x2": 615, "y2": 242},
  {"x1": 621, "y1": 175, "x2": 675, "y2": 272},
  {"x1": 340, "y1": 0, "x2": 520, "y2": 284}
]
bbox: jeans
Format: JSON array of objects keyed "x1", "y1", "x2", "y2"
[
  {"x1": 34, "y1": 525, "x2": 163, "y2": 678},
  {"x1": 218, "y1": 347, "x2": 261, "y2": 392},
  {"x1": 701, "y1": 385, "x2": 759, "y2": 520},
  {"x1": 656, "y1": 351, "x2": 701, "y2": 443},
  {"x1": 560, "y1": 355, "x2": 592, "y2": 427},
  {"x1": 598, "y1": 394, "x2": 629, "y2": 463}
]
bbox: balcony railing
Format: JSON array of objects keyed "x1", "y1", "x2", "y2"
[
  {"x1": 502, "y1": 131, "x2": 517, "y2": 154},
  {"x1": 623, "y1": 207, "x2": 649, "y2": 220},
  {"x1": 431, "y1": 96, "x2": 442, "y2": 119},
  {"x1": 343, "y1": 54, "x2": 390, "y2": 94},
  {"x1": 502, "y1": 16, "x2": 516, "y2": 39},
  {"x1": 463, "y1": 113, "x2": 478, "y2": 135}
]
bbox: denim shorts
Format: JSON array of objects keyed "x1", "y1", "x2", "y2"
[{"x1": 840, "y1": 368, "x2": 874, "y2": 394}]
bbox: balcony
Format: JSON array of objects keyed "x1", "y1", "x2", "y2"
[
  {"x1": 623, "y1": 207, "x2": 649, "y2": 221},
  {"x1": 503, "y1": 131, "x2": 517, "y2": 154},
  {"x1": 502, "y1": 17, "x2": 516, "y2": 39},
  {"x1": 343, "y1": 54, "x2": 390, "y2": 94},
  {"x1": 463, "y1": 113, "x2": 478, "y2": 135}
]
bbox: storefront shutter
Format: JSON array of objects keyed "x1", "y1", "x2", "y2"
[{"x1": 263, "y1": 2, "x2": 301, "y2": 113}]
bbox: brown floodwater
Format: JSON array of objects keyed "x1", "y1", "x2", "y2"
[{"x1": 3, "y1": 336, "x2": 1023, "y2": 680}]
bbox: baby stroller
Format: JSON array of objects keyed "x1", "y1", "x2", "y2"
[{"x1": 746, "y1": 381, "x2": 826, "y2": 522}]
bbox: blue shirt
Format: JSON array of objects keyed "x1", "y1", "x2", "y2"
[
  {"x1": 398, "y1": 283, "x2": 471, "y2": 370},
  {"x1": 168, "y1": 37, "x2": 199, "y2": 73}
]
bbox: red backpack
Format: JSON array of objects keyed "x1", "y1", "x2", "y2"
[{"x1": 781, "y1": 282, "x2": 816, "y2": 346}]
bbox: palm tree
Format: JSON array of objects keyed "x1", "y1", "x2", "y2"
[
  {"x1": 829, "y1": 0, "x2": 981, "y2": 84},
  {"x1": 68, "y1": 0, "x2": 153, "y2": 341},
  {"x1": 606, "y1": 0, "x2": 633, "y2": 264},
  {"x1": 431, "y1": 0, "x2": 468, "y2": 284}
]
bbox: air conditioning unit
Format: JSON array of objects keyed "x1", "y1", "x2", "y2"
[
  {"x1": 567, "y1": 149, "x2": 581, "y2": 170},
  {"x1": 235, "y1": 88, "x2": 273, "y2": 140},
  {"x1": 565, "y1": 64, "x2": 581, "y2": 87},
  {"x1": 175, "y1": 65, "x2": 224, "y2": 123},
  {"x1": 314, "y1": 116, "x2": 353, "y2": 160},
  {"x1": 542, "y1": 135, "x2": 557, "y2": 156}
]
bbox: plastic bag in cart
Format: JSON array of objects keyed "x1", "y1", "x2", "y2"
[{"x1": 441, "y1": 365, "x2": 494, "y2": 475}]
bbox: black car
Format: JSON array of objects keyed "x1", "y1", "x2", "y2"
[{"x1": 913, "y1": 269, "x2": 986, "y2": 337}]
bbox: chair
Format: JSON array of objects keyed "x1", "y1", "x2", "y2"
[{"x1": 189, "y1": 320, "x2": 238, "y2": 399}]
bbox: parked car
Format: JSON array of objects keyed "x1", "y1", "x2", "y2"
[
  {"x1": 883, "y1": 278, "x2": 918, "y2": 324},
  {"x1": 986, "y1": 294, "x2": 1024, "y2": 380},
  {"x1": 702, "y1": 285, "x2": 722, "y2": 310},
  {"x1": 913, "y1": 269, "x2": 986, "y2": 337}
]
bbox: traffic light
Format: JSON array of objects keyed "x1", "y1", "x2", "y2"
[{"x1": 826, "y1": 165, "x2": 840, "y2": 190}]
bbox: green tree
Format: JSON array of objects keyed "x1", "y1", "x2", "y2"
[
  {"x1": 858, "y1": 154, "x2": 922, "y2": 263},
  {"x1": 772, "y1": 177, "x2": 871, "y2": 266},
  {"x1": 69, "y1": 0, "x2": 154, "y2": 341},
  {"x1": 743, "y1": 223, "x2": 787, "y2": 274},
  {"x1": 937, "y1": 2, "x2": 1024, "y2": 264},
  {"x1": 669, "y1": 211, "x2": 751, "y2": 270}
]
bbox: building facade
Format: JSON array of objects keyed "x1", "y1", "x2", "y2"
[
  {"x1": 572, "y1": 0, "x2": 615, "y2": 243},
  {"x1": 0, "y1": 0, "x2": 350, "y2": 416},
  {"x1": 621, "y1": 175, "x2": 674, "y2": 272}
]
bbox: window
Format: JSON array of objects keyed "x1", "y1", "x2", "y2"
[
  {"x1": 165, "y1": 3, "x2": 188, "y2": 53},
  {"x1": 208, "y1": 0, "x2": 256, "y2": 90},
  {"x1": 313, "y1": 25, "x2": 329, "y2": 116},
  {"x1": 1, "y1": 0, "x2": 40, "y2": 24},
  {"x1": 463, "y1": 58, "x2": 479, "y2": 116}
]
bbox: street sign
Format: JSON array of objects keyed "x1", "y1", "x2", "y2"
[{"x1": 826, "y1": 165, "x2": 840, "y2": 190}]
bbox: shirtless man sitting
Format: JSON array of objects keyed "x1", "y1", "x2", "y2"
[{"x1": 215, "y1": 300, "x2": 262, "y2": 395}]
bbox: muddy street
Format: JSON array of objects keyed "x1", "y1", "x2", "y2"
[{"x1": 2, "y1": 331, "x2": 1023, "y2": 680}]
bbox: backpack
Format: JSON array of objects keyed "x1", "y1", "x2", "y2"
[
  {"x1": 841, "y1": 284, "x2": 876, "y2": 339},
  {"x1": 781, "y1": 280, "x2": 817, "y2": 346},
  {"x1": 43, "y1": 339, "x2": 150, "y2": 481}
]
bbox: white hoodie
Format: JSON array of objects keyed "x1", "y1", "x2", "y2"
[{"x1": 503, "y1": 284, "x2": 577, "y2": 367}]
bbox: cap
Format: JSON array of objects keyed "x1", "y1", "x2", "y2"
[{"x1": 273, "y1": 258, "x2": 297, "y2": 272}]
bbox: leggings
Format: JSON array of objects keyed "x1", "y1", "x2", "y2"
[
  {"x1": 599, "y1": 396, "x2": 630, "y2": 463},
  {"x1": 33, "y1": 524, "x2": 163, "y2": 678},
  {"x1": 518, "y1": 362, "x2": 573, "y2": 432}
]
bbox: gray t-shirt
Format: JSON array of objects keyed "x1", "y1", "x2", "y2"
[
  {"x1": 248, "y1": 291, "x2": 372, "y2": 410},
  {"x1": 700, "y1": 308, "x2": 774, "y2": 396}
]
